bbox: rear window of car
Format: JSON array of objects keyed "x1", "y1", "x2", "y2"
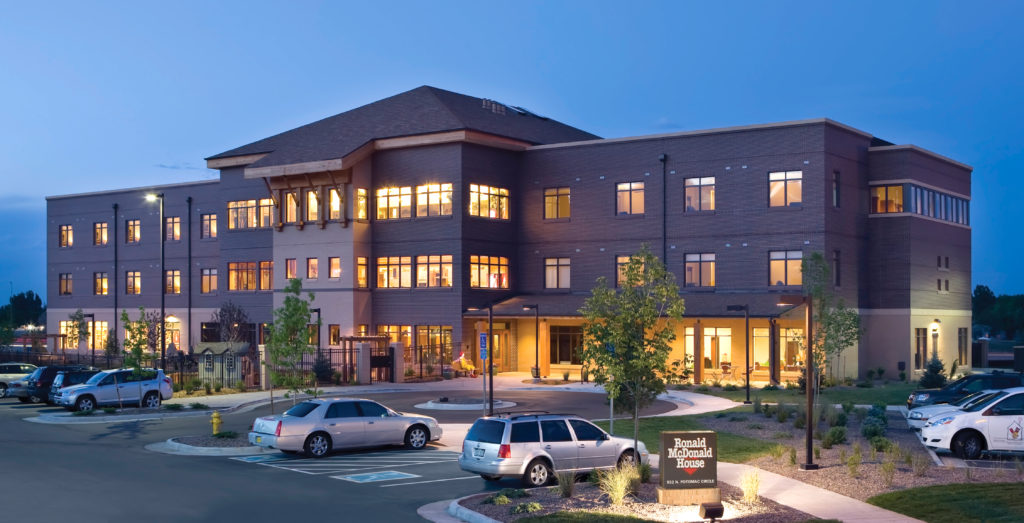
[
  {"x1": 0, "y1": 365, "x2": 11, "y2": 373},
  {"x1": 357, "y1": 401, "x2": 389, "y2": 417},
  {"x1": 326, "y1": 402, "x2": 360, "y2": 418},
  {"x1": 284, "y1": 402, "x2": 320, "y2": 417},
  {"x1": 510, "y1": 421, "x2": 540, "y2": 443},
  {"x1": 466, "y1": 419, "x2": 506, "y2": 444}
]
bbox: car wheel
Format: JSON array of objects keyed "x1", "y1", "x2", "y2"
[
  {"x1": 75, "y1": 396, "x2": 95, "y2": 412},
  {"x1": 954, "y1": 431, "x2": 984, "y2": 460},
  {"x1": 618, "y1": 450, "x2": 638, "y2": 468},
  {"x1": 29, "y1": 393, "x2": 43, "y2": 404},
  {"x1": 481, "y1": 474, "x2": 502, "y2": 482},
  {"x1": 304, "y1": 432, "x2": 332, "y2": 458},
  {"x1": 404, "y1": 425, "x2": 428, "y2": 449},
  {"x1": 522, "y1": 459, "x2": 552, "y2": 487},
  {"x1": 0, "y1": 384, "x2": 7, "y2": 398},
  {"x1": 141, "y1": 392, "x2": 161, "y2": 409}
]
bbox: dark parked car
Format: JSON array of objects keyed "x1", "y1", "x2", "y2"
[
  {"x1": 15, "y1": 365, "x2": 95, "y2": 404},
  {"x1": 47, "y1": 369, "x2": 102, "y2": 404},
  {"x1": 908, "y1": 371, "x2": 1024, "y2": 409}
]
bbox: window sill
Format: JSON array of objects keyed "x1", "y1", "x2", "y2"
[
  {"x1": 683, "y1": 210, "x2": 716, "y2": 215},
  {"x1": 614, "y1": 213, "x2": 645, "y2": 219},
  {"x1": 682, "y1": 287, "x2": 716, "y2": 293},
  {"x1": 543, "y1": 218, "x2": 571, "y2": 223},
  {"x1": 769, "y1": 205, "x2": 803, "y2": 211}
]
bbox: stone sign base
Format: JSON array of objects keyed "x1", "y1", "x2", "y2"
[{"x1": 656, "y1": 486, "x2": 721, "y2": 506}]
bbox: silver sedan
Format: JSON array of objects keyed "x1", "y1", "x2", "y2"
[{"x1": 248, "y1": 398, "x2": 442, "y2": 458}]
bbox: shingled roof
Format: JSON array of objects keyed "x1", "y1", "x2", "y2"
[{"x1": 207, "y1": 86, "x2": 599, "y2": 169}]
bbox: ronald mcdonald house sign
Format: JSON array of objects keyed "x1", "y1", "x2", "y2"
[{"x1": 657, "y1": 430, "x2": 720, "y2": 505}]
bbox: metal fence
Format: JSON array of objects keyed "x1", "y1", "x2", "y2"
[{"x1": 406, "y1": 343, "x2": 452, "y2": 379}]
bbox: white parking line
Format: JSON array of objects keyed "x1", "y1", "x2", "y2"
[{"x1": 379, "y1": 476, "x2": 479, "y2": 487}]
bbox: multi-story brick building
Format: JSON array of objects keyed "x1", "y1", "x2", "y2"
[{"x1": 46, "y1": 86, "x2": 972, "y2": 381}]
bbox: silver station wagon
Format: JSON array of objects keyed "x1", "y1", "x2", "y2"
[
  {"x1": 459, "y1": 413, "x2": 650, "y2": 487},
  {"x1": 248, "y1": 398, "x2": 442, "y2": 457}
]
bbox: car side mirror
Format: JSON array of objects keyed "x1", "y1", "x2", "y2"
[{"x1": 599, "y1": 433, "x2": 610, "y2": 441}]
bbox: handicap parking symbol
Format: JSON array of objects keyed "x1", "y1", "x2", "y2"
[
  {"x1": 333, "y1": 470, "x2": 420, "y2": 483},
  {"x1": 232, "y1": 455, "x2": 295, "y2": 463}
]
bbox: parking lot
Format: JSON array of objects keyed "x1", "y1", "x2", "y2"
[{"x1": 231, "y1": 448, "x2": 475, "y2": 486}]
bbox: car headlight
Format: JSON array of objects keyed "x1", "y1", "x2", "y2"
[
  {"x1": 926, "y1": 416, "x2": 956, "y2": 427},
  {"x1": 916, "y1": 394, "x2": 930, "y2": 402},
  {"x1": 909, "y1": 411, "x2": 922, "y2": 419}
]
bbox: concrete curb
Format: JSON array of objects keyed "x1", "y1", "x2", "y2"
[
  {"x1": 417, "y1": 499, "x2": 465, "y2": 523},
  {"x1": 146, "y1": 438, "x2": 281, "y2": 456},
  {"x1": 446, "y1": 495, "x2": 501, "y2": 523},
  {"x1": 415, "y1": 400, "x2": 517, "y2": 410},
  {"x1": 27, "y1": 408, "x2": 217, "y2": 424}
]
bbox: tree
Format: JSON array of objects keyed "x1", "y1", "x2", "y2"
[
  {"x1": 919, "y1": 354, "x2": 947, "y2": 389},
  {"x1": 579, "y1": 245, "x2": 685, "y2": 455},
  {"x1": 801, "y1": 253, "x2": 861, "y2": 381},
  {"x1": 120, "y1": 307, "x2": 150, "y2": 408},
  {"x1": 0, "y1": 291, "x2": 46, "y2": 327},
  {"x1": 0, "y1": 322, "x2": 14, "y2": 350},
  {"x1": 265, "y1": 279, "x2": 319, "y2": 400},
  {"x1": 213, "y1": 301, "x2": 252, "y2": 344},
  {"x1": 67, "y1": 309, "x2": 91, "y2": 349}
]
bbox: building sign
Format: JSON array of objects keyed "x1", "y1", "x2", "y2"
[{"x1": 660, "y1": 431, "x2": 717, "y2": 489}]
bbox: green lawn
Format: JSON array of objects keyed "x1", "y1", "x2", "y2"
[
  {"x1": 868, "y1": 483, "x2": 1024, "y2": 522},
  {"x1": 691, "y1": 381, "x2": 916, "y2": 406},
  {"x1": 594, "y1": 410, "x2": 774, "y2": 461}
]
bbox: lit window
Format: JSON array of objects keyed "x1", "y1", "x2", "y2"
[
  {"x1": 616, "y1": 255, "x2": 631, "y2": 287},
  {"x1": 356, "y1": 257, "x2": 368, "y2": 288},
  {"x1": 544, "y1": 258, "x2": 570, "y2": 289},
  {"x1": 769, "y1": 171, "x2": 802, "y2": 208},
  {"x1": 260, "y1": 261, "x2": 273, "y2": 290},
  {"x1": 357, "y1": 324, "x2": 369, "y2": 336},
  {"x1": 89, "y1": 321, "x2": 108, "y2": 351},
  {"x1": 227, "y1": 199, "x2": 273, "y2": 229},
  {"x1": 126, "y1": 271, "x2": 141, "y2": 295},
  {"x1": 328, "y1": 325, "x2": 340, "y2": 345},
  {"x1": 201, "y1": 268, "x2": 217, "y2": 294},
  {"x1": 416, "y1": 255, "x2": 453, "y2": 287},
  {"x1": 769, "y1": 251, "x2": 803, "y2": 286},
  {"x1": 93, "y1": 222, "x2": 108, "y2": 246},
  {"x1": 329, "y1": 189, "x2": 342, "y2": 220},
  {"x1": 544, "y1": 187, "x2": 570, "y2": 219},
  {"x1": 684, "y1": 178, "x2": 715, "y2": 212},
  {"x1": 376, "y1": 187, "x2": 413, "y2": 219},
  {"x1": 59, "y1": 273, "x2": 72, "y2": 295},
  {"x1": 378, "y1": 325, "x2": 412, "y2": 349},
  {"x1": 416, "y1": 325, "x2": 452, "y2": 350},
  {"x1": 285, "y1": 193, "x2": 299, "y2": 223},
  {"x1": 165, "y1": 270, "x2": 181, "y2": 294},
  {"x1": 329, "y1": 257, "x2": 341, "y2": 279},
  {"x1": 416, "y1": 183, "x2": 453, "y2": 217},
  {"x1": 377, "y1": 256, "x2": 412, "y2": 288},
  {"x1": 616, "y1": 182, "x2": 644, "y2": 215},
  {"x1": 307, "y1": 258, "x2": 319, "y2": 279},
  {"x1": 355, "y1": 189, "x2": 367, "y2": 220},
  {"x1": 59, "y1": 225, "x2": 74, "y2": 248},
  {"x1": 549, "y1": 325, "x2": 583, "y2": 365},
  {"x1": 870, "y1": 185, "x2": 905, "y2": 214},
  {"x1": 58, "y1": 321, "x2": 76, "y2": 350},
  {"x1": 306, "y1": 189, "x2": 319, "y2": 222},
  {"x1": 165, "y1": 217, "x2": 180, "y2": 241},
  {"x1": 469, "y1": 255, "x2": 509, "y2": 289},
  {"x1": 468, "y1": 184, "x2": 509, "y2": 219},
  {"x1": 125, "y1": 219, "x2": 141, "y2": 244},
  {"x1": 201, "y1": 214, "x2": 217, "y2": 238},
  {"x1": 228, "y1": 262, "x2": 257, "y2": 291},
  {"x1": 94, "y1": 272, "x2": 108, "y2": 295},
  {"x1": 285, "y1": 258, "x2": 296, "y2": 280},
  {"x1": 684, "y1": 253, "x2": 716, "y2": 287}
]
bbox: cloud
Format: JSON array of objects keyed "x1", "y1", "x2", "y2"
[{"x1": 155, "y1": 162, "x2": 203, "y2": 171}]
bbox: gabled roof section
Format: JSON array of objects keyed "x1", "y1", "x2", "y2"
[{"x1": 206, "y1": 86, "x2": 599, "y2": 170}]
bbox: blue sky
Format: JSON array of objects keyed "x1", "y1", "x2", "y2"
[{"x1": 1, "y1": 1, "x2": 1022, "y2": 300}]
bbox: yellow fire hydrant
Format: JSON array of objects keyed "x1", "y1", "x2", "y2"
[{"x1": 211, "y1": 411, "x2": 222, "y2": 435}]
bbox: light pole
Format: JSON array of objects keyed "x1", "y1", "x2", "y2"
[
  {"x1": 466, "y1": 304, "x2": 495, "y2": 415},
  {"x1": 726, "y1": 304, "x2": 750, "y2": 404},
  {"x1": 523, "y1": 304, "x2": 539, "y2": 382},
  {"x1": 83, "y1": 313, "x2": 95, "y2": 367},
  {"x1": 930, "y1": 319, "x2": 941, "y2": 360},
  {"x1": 310, "y1": 307, "x2": 322, "y2": 359},
  {"x1": 778, "y1": 294, "x2": 817, "y2": 471},
  {"x1": 145, "y1": 192, "x2": 166, "y2": 370}
]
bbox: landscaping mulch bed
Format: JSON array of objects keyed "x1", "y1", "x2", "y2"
[
  {"x1": 700, "y1": 407, "x2": 1024, "y2": 501},
  {"x1": 460, "y1": 476, "x2": 815, "y2": 522},
  {"x1": 173, "y1": 434, "x2": 253, "y2": 448}
]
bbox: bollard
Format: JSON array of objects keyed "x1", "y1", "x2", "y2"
[{"x1": 211, "y1": 411, "x2": 222, "y2": 435}]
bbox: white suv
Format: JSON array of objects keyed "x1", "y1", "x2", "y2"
[
  {"x1": 55, "y1": 368, "x2": 173, "y2": 411},
  {"x1": 0, "y1": 363, "x2": 37, "y2": 397},
  {"x1": 459, "y1": 412, "x2": 649, "y2": 487},
  {"x1": 921, "y1": 386, "x2": 1024, "y2": 459}
]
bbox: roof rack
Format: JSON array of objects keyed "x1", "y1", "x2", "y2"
[{"x1": 491, "y1": 410, "x2": 549, "y2": 419}]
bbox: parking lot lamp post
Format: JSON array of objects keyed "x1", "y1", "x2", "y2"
[
  {"x1": 778, "y1": 295, "x2": 817, "y2": 471},
  {"x1": 726, "y1": 305, "x2": 750, "y2": 404},
  {"x1": 83, "y1": 313, "x2": 95, "y2": 367},
  {"x1": 523, "y1": 304, "x2": 539, "y2": 382},
  {"x1": 146, "y1": 192, "x2": 166, "y2": 370}
]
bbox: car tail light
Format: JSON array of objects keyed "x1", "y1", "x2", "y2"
[
  {"x1": 275, "y1": 421, "x2": 282, "y2": 437},
  {"x1": 163, "y1": 377, "x2": 172, "y2": 385},
  {"x1": 498, "y1": 444, "x2": 511, "y2": 459}
]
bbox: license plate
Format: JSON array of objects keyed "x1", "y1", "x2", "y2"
[
  {"x1": 473, "y1": 448, "x2": 484, "y2": 458},
  {"x1": 256, "y1": 436, "x2": 262, "y2": 444}
]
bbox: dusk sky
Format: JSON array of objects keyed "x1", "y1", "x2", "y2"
[{"x1": 2, "y1": 1, "x2": 1022, "y2": 301}]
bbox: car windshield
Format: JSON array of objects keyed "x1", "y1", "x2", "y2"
[
  {"x1": 944, "y1": 376, "x2": 968, "y2": 390},
  {"x1": 952, "y1": 391, "x2": 990, "y2": 407},
  {"x1": 52, "y1": 374, "x2": 65, "y2": 387},
  {"x1": 466, "y1": 419, "x2": 505, "y2": 444},
  {"x1": 964, "y1": 391, "x2": 1007, "y2": 412},
  {"x1": 284, "y1": 402, "x2": 320, "y2": 417},
  {"x1": 26, "y1": 368, "x2": 42, "y2": 381},
  {"x1": 85, "y1": 371, "x2": 109, "y2": 385}
]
